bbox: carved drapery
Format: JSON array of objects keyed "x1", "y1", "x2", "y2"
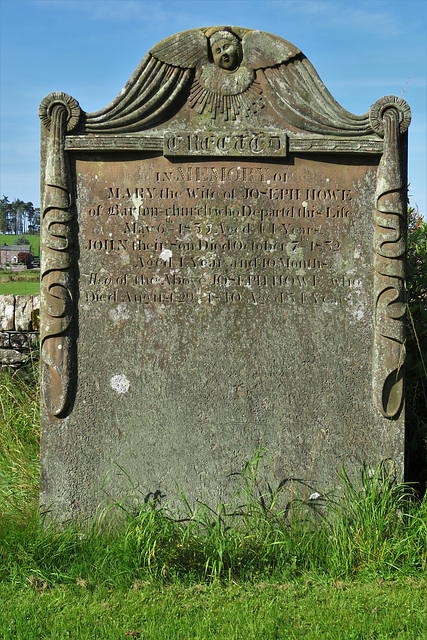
[
  {"x1": 39, "y1": 92, "x2": 80, "y2": 417},
  {"x1": 262, "y1": 56, "x2": 372, "y2": 135},
  {"x1": 83, "y1": 55, "x2": 193, "y2": 132},
  {"x1": 370, "y1": 96, "x2": 411, "y2": 418}
]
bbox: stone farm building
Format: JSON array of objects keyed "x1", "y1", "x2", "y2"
[{"x1": 0, "y1": 244, "x2": 31, "y2": 265}]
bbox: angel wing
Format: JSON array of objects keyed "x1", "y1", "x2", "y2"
[
  {"x1": 243, "y1": 30, "x2": 300, "y2": 69},
  {"x1": 242, "y1": 31, "x2": 371, "y2": 135},
  {"x1": 83, "y1": 29, "x2": 207, "y2": 133}
]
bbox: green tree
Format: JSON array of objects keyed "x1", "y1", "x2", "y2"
[
  {"x1": 28, "y1": 206, "x2": 40, "y2": 234},
  {"x1": 8, "y1": 198, "x2": 20, "y2": 233},
  {"x1": 12, "y1": 199, "x2": 27, "y2": 234},
  {"x1": 0, "y1": 195, "x2": 10, "y2": 232},
  {"x1": 405, "y1": 207, "x2": 427, "y2": 490},
  {"x1": 0, "y1": 197, "x2": 40, "y2": 234},
  {"x1": 15, "y1": 235, "x2": 29, "y2": 245}
]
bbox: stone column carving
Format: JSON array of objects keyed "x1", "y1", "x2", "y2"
[
  {"x1": 39, "y1": 92, "x2": 80, "y2": 417},
  {"x1": 370, "y1": 96, "x2": 411, "y2": 418}
]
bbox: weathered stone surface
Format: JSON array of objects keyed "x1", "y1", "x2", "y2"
[
  {"x1": 0, "y1": 332, "x2": 11, "y2": 348},
  {"x1": 39, "y1": 27, "x2": 410, "y2": 521},
  {"x1": 15, "y1": 295, "x2": 33, "y2": 331},
  {"x1": 32, "y1": 295, "x2": 40, "y2": 331},
  {"x1": 0, "y1": 349, "x2": 28, "y2": 367},
  {"x1": 0, "y1": 295, "x2": 14, "y2": 330},
  {"x1": 0, "y1": 295, "x2": 40, "y2": 368},
  {"x1": 9, "y1": 331, "x2": 38, "y2": 349}
]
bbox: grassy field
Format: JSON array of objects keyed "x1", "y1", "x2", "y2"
[
  {"x1": 0, "y1": 234, "x2": 40, "y2": 257},
  {"x1": 0, "y1": 362, "x2": 426, "y2": 638},
  {"x1": 1, "y1": 579, "x2": 426, "y2": 639},
  {"x1": 0, "y1": 279, "x2": 40, "y2": 295},
  {"x1": 0, "y1": 270, "x2": 40, "y2": 295}
]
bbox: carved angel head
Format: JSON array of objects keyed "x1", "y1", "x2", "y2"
[{"x1": 209, "y1": 29, "x2": 242, "y2": 71}]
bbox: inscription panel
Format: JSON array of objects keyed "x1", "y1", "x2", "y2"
[{"x1": 77, "y1": 155, "x2": 373, "y2": 311}]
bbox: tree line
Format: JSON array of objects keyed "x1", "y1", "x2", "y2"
[{"x1": 0, "y1": 196, "x2": 40, "y2": 235}]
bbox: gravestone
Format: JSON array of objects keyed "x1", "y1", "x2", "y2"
[{"x1": 39, "y1": 27, "x2": 410, "y2": 520}]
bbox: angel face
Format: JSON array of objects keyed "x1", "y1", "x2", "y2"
[{"x1": 210, "y1": 34, "x2": 241, "y2": 71}]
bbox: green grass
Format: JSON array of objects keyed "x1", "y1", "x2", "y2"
[
  {"x1": 0, "y1": 279, "x2": 40, "y2": 295},
  {"x1": 0, "y1": 363, "x2": 426, "y2": 638},
  {"x1": 0, "y1": 271, "x2": 40, "y2": 295},
  {"x1": 0, "y1": 360, "x2": 39, "y2": 522},
  {"x1": 1, "y1": 579, "x2": 426, "y2": 639},
  {"x1": 0, "y1": 234, "x2": 40, "y2": 257}
]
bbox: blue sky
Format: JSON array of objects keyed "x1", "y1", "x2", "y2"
[{"x1": 1, "y1": 0, "x2": 426, "y2": 215}]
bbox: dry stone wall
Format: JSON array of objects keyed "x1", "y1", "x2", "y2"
[{"x1": 0, "y1": 295, "x2": 40, "y2": 368}]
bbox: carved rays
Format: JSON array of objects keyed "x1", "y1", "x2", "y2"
[{"x1": 189, "y1": 78, "x2": 265, "y2": 120}]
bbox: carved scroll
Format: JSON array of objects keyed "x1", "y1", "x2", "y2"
[
  {"x1": 39, "y1": 92, "x2": 80, "y2": 417},
  {"x1": 370, "y1": 96, "x2": 411, "y2": 418}
]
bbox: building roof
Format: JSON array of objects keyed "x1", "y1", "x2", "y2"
[{"x1": 0, "y1": 245, "x2": 31, "y2": 252}]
